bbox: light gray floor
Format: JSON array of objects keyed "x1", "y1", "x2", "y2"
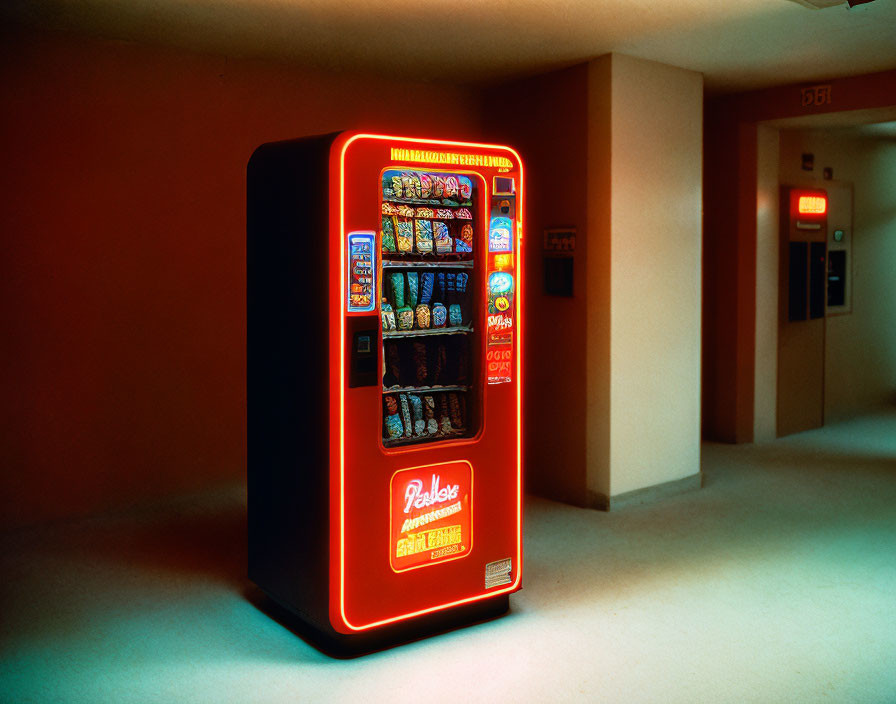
[{"x1": 2, "y1": 408, "x2": 895, "y2": 703}]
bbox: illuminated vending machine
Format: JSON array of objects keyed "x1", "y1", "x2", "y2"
[{"x1": 247, "y1": 133, "x2": 523, "y2": 654}]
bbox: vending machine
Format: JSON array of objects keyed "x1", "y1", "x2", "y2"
[{"x1": 247, "y1": 132, "x2": 523, "y2": 654}]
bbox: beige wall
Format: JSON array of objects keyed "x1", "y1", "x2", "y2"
[
  {"x1": 587, "y1": 54, "x2": 703, "y2": 499},
  {"x1": 779, "y1": 128, "x2": 896, "y2": 420},
  {"x1": 754, "y1": 125, "x2": 781, "y2": 443}
]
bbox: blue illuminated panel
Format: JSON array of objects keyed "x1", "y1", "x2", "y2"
[{"x1": 347, "y1": 231, "x2": 376, "y2": 313}]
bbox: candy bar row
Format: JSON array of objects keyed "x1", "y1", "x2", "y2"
[
  {"x1": 382, "y1": 203, "x2": 473, "y2": 220},
  {"x1": 381, "y1": 270, "x2": 471, "y2": 331},
  {"x1": 382, "y1": 215, "x2": 473, "y2": 255},
  {"x1": 383, "y1": 171, "x2": 474, "y2": 204},
  {"x1": 383, "y1": 336, "x2": 470, "y2": 390},
  {"x1": 384, "y1": 391, "x2": 467, "y2": 442}
]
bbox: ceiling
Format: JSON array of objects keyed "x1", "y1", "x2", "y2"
[{"x1": 3, "y1": 0, "x2": 896, "y2": 93}]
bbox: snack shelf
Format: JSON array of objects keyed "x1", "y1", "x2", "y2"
[
  {"x1": 382, "y1": 198, "x2": 473, "y2": 208},
  {"x1": 383, "y1": 326, "x2": 472, "y2": 339},
  {"x1": 382, "y1": 384, "x2": 470, "y2": 394},
  {"x1": 382, "y1": 259, "x2": 474, "y2": 269},
  {"x1": 383, "y1": 429, "x2": 466, "y2": 447}
]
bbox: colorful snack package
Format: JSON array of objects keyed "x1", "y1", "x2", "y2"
[
  {"x1": 390, "y1": 272, "x2": 405, "y2": 308},
  {"x1": 433, "y1": 221, "x2": 453, "y2": 254},
  {"x1": 444, "y1": 272, "x2": 457, "y2": 304},
  {"x1": 423, "y1": 395, "x2": 438, "y2": 435},
  {"x1": 381, "y1": 215, "x2": 396, "y2": 253},
  {"x1": 419, "y1": 173, "x2": 432, "y2": 200},
  {"x1": 415, "y1": 304, "x2": 431, "y2": 329},
  {"x1": 435, "y1": 208, "x2": 454, "y2": 220},
  {"x1": 415, "y1": 219, "x2": 433, "y2": 254},
  {"x1": 400, "y1": 173, "x2": 415, "y2": 199},
  {"x1": 454, "y1": 272, "x2": 468, "y2": 324},
  {"x1": 413, "y1": 341, "x2": 428, "y2": 385},
  {"x1": 410, "y1": 173, "x2": 422, "y2": 199},
  {"x1": 420, "y1": 272, "x2": 435, "y2": 305},
  {"x1": 391, "y1": 175, "x2": 403, "y2": 199},
  {"x1": 396, "y1": 306, "x2": 414, "y2": 331},
  {"x1": 459, "y1": 176, "x2": 473, "y2": 201},
  {"x1": 383, "y1": 396, "x2": 404, "y2": 440},
  {"x1": 408, "y1": 394, "x2": 425, "y2": 436},
  {"x1": 415, "y1": 207, "x2": 434, "y2": 219},
  {"x1": 382, "y1": 202, "x2": 399, "y2": 216},
  {"x1": 448, "y1": 393, "x2": 463, "y2": 429},
  {"x1": 381, "y1": 298, "x2": 396, "y2": 331},
  {"x1": 438, "y1": 394, "x2": 452, "y2": 434},
  {"x1": 397, "y1": 204, "x2": 415, "y2": 217},
  {"x1": 454, "y1": 207, "x2": 473, "y2": 219},
  {"x1": 448, "y1": 304, "x2": 462, "y2": 327},
  {"x1": 431, "y1": 175, "x2": 445, "y2": 198},
  {"x1": 399, "y1": 394, "x2": 413, "y2": 437},
  {"x1": 444, "y1": 176, "x2": 459, "y2": 200},
  {"x1": 456, "y1": 223, "x2": 473, "y2": 253},
  {"x1": 406, "y1": 272, "x2": 418, "y2": 307},
  {"x1": 395, "y1": 217, "x2": 414, "y2": 253},
  {"x1": 432, "y1": 302, "x2": 447, "y2": 328}
]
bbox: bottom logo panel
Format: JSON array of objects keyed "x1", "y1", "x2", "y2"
[{"x1": 390, "y1": 460, "x2": 473, "y2": 573}]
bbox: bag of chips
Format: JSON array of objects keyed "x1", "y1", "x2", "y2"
[
  {"x1": 433, "y1": 221, "x2": 452, "y2": 254},
  {"x1": 396, "y1": 217, "x2": 414, "y2": 253},
  {"x1": 381, "y1": 299, "x2": 396, "y2": 331},
  {"x1": 419, "y1": 173, "x2": 432, "y2": 200},
  {"x1": 431, "y1": 176, "x2": 445, "y2": 199},
  {"x1": 423, "y1": 395, "x2": 438, "y2": 435},
  {"x1": 399, "y1": 394, "x2": 413, "y2": 437},
  {"x1": 456, "y1": 223, "x2": 473, "y2": 253},
  {"x1": 444, "y1": 176, "x2": 459, "y2": 200},
  {"x1": 406, "y1": 272, "x2": 418, "y2": 308},
  {"x1": 459, "y1": 176, "x2": 472, "y2": 201},
  {"x1": 381, "y1": 215, "x2": 396, "y2": 253},
  {"x1": 415, "y1": 219, "x2": 433, "y2": 254},
  {"x1": 415, "y1": 304, "x2": 431, "y2": 329},
  {"x1": 409, "y1": 394, "x2": 425, "y2": 436}
]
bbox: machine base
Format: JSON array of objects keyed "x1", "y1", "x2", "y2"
[{"x1": 251, "y1": 590, "x2": 511, "y2": 658}]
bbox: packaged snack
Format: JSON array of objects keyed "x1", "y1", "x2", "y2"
[
  {"x1": 435, "y1": 208, "x2": 454, "y2": 220},
  {"x1": 420, "y1": 272, "x2": 434, "y2": 305},
  {"x1": 415, "y1": 304, "x2": 431, "y2": 329},
  {"x1": 399, "y1": 394, "x2": 413, "y2": 437},
  {"x1": 410, "y1": 173, "x2": 422, "y2": 199},
  {"x1": 409, "y1": 394, "x2": 425, "y2": 436},
  {"x1": 455, "y1": 207, "x2": 473, "y2": 219},
  {"x1": 455, "y1": 272, "x2": 468, "y2": 321},
  {"x1": 381, "y1": 215, "x2": 396, "y2": 253},
  {"x1": 407, "y1": 272, "x2": 419, "y2": 308},
  {"x1": 396, "y1": 218, "x2": 414, "y2": 253},
  {"x1": 391, "y1": 175, "x2": 403, "y2": 199},
  {"x1": 456, "y1": 222, "x2": 473, "y2": 253},
  {"x1": 382, "y1": 202, "x2": 399, "y2": 216},
  {"x1": 459, "y1": 176, "x2": 472, "y2": 201},
  {"x1": 438, "y1": 394, "x2": 452, "y2": 434},
  {"x1": 423, "y1": 395, "x2": 438, "y2": 435},
  {"x1": 415, "y1": 207, "x2": 434, "y2": 219},
  {"x1": 444, "y1": 272, "x2": 457, "y2": 304},
  {"x1": 449, "y1": 304, "x2": 462, "y2": 327},
  {"x1": 415, "y1": 219, "x2": 433, "y2": 254},
  {"x1": 396, "y1": 306, "x2": 414, "y2": 331},
  {"x1": 385, "y1": 411, "x2": 404, "y2": 440},
  {"x1": 419, "y1": 173, "x2": 432, "y2": 200},
  {"x1": 433, "y1": 221, "x2": 453, "y2": 254},
  {"x1": 413, "y1": 341, "x2": 428, "y2": 385},
  {"x1": 448, "y1": 393, "x2": 463, "y2": 429},
  {"x1": 390, "y1": 272, "x2": 405, "y2": 308},
  {"x1": 397, "y1": 204, "x2": 415, "y2": 218},
  {"x1": 381, "y1": 299, "x2": 396, "y2": 331},
  {"x1": 401, "y1": 173, "x2": 416, "y2": 199},
  {"x1": 431, "y1": 175, "x2": 445, "y2": 198},
  {"x1": 432, "y1": 302, "x2": 447, "y2": 328},
  {"x1": 444, "y1": 176, "x2": 459, "y2": 200}
]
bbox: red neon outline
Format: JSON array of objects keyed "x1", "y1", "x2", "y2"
[{"x1": 337, "y1": 133, "x2": 524, "y2": 632}]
